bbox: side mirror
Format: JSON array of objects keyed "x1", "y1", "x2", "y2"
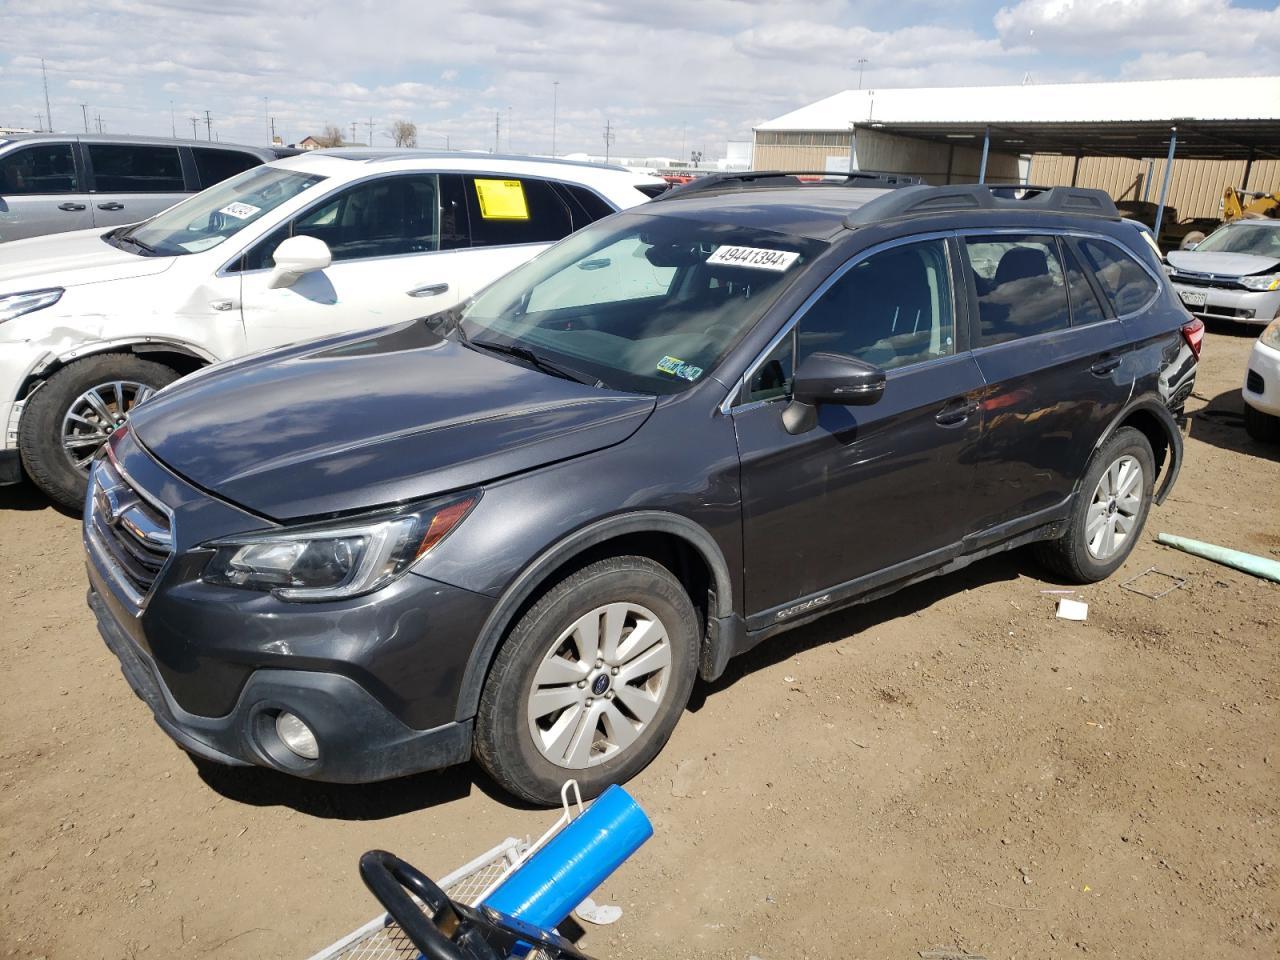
[
  {"x1": 783, "y1": 352, "x2": 886, "y2": 435},
  {"x1": 267, "y1": 235, "x2": 331, "y2": 289}
]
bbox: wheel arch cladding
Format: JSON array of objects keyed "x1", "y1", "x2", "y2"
[
  {"x1": 1093, "y1": 398, "x2": 1183, "y2": 505},
  {"x1": 19, "y1": 342, "x2": 209, "y2": 403},
  {"x1": 453, "y1": 511, "x2": 733, "y2": 723}
]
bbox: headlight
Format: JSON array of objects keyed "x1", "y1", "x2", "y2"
[
  {"x1": 1261, "y1": 318, "x2": 1280, "y2": 351},
  {"x1": 201, "y1": 493, "x2": 477, "y2": 600},
  {"x1": 1240, "y1": 273, "x2": 1280, "y2": 292},
  {"x1": 0, "y1": 287, "x2": 63, "y2": 324}
]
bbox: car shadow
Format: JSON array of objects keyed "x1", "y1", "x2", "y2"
[
  {"x1": 1188, "y1": 387, "x2": 1279, "y2": 463},
  {"x1": 690, "y1": 551, "x2": 1028, "y2": 708},
  {"x1": 0, "y1": 477, "x2": 62, "y2": 513},
  {"x1": 191, "y1": 753, "x2": 538, "y2": 818}
]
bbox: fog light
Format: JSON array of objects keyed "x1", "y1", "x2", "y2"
[{"x1": 275, "y1": 712, "x2": 319, "y2": 760}]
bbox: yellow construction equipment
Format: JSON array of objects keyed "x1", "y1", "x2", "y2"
[{"x1": 1223, "y1": 186, "x2": 1280, "y2": 221}]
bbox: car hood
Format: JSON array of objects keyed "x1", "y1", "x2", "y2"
[
  {"x1": 0, "y1": 228, "x2": 174, "y2": 293},
  {"x1": 1166, "y1": 250, "x2": 1280, "y2": 278},
  {"x1": 130, "y1": 321, "x2": 657, "y2": 521}
]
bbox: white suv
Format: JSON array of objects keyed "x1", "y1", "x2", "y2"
[{"x1": 0, "y1": 150, "x2": 663, "y2": 507}]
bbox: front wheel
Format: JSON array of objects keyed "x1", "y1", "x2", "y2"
[
  {"x1": 1244, "y1": 403, "x2": 1280, "y2": 443},
  {"x1": 1035, "y1": 426, "x2": 1155, "y2": 584},
  {"x1": 474, "y1": 556, "x2": 699, "y2": 806},
  {"x1": 18, "y1": 354, "x2": 180, "y2": 510}
]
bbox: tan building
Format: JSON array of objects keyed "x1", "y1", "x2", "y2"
[{"x1": 754, "y1": 77, "x2": 1280, "y2": 220}]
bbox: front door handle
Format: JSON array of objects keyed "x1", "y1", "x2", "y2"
[
  {"x1": 407, "y1": 282, "x2": 449, "y2": 298},
  {"x1": 97, "y1": 201, "x2": 125, "y2": 211},
  {"x1": 58, "y1": 202, "x2": 87, "y2": 212},
  {"x1": 1090, "y1": 355, "x2": 1122, "y2": 377},
  {"x1": 935, "y1": 399, "x2": 979, "y2": 427}
]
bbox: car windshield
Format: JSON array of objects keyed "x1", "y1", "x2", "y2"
[
  {"x1": 1194, "y1": 222, "x2": 1280, "y2": 258},
  {"x1": 115, "y1": 165, "x2": 326, "y2": 256},
  {"x1": 459, "y1": 213, "x2": 826, "y2": 394}
]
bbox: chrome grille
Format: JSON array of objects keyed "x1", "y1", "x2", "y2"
[{"x1": 86, "y1": 458, "x2": 173, "y2": 609}]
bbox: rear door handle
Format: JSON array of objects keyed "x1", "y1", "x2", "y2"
[
  {"x1": 97, "y1": 201, "x2": 125, "y2": 211},
  {"x1": 1090, "y1": 355, "x2": 1122, "y2": 377},
  {"x1": 935, "y1": 399, "x2": 979, "y2": 427},
  {"x1": 407, "y1": 282, "x2": 449, "y2": 298},
  {"x1": 57, "y1": 202, "x2": 87, "y2": 212}
]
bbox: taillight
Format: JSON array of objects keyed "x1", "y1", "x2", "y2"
[{"x1": 1181, "y1": 317, "x2": 1204, "y2": 358}]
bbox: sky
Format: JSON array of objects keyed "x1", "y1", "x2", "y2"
[{"x1": 2, "y1": 0, "x2": 1278, "y2": 160}]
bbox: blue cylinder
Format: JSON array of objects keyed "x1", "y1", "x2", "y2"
[{"x1": 482, "y1": 784, "x2": 652, "y2": 931}]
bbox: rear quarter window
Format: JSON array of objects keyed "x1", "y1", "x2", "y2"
[
  {"x1": 1077, "y1": 238, "x2": 1158, "y2": 316},
  {"x1": 463, "y1": 176, "x2": 575, "y2": 247}
]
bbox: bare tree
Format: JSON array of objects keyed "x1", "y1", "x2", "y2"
[
  {"x1": 313, "y1": 124, "x2": 345, "y2": 148},
  {"x1": 388, "y1": 119, "x2": 418, "y2": 148}
]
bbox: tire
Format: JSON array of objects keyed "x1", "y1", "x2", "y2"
[
  {"x1": 18, "y1": 354, "x2": 180, "y2": 511},
  {"x1": 1244, "y1": 403, "x2": 1280, "y2": 443},
  {"x1": 1035, "y1": 426, "x2": 1155, "y2": 584},
  {"x1": 474, "y1": 556, "x2": 699, "y2": 806}
]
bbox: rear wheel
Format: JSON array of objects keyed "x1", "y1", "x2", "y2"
[
  {"x1": 18, "y1": 354, "x2": 179, "y2": 511},
  {"x1": 474, "y1": 556, "x2": 699, "y2": 806},
  {"x1": 1035, "y1": 427, "x2": 1155, "y2": 584},
  {"x1": 1244, "y1": 403, "x2": 1280, "y2": 443}
]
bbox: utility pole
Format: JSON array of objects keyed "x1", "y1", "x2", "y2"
[
  {"x1": 80, "y1": 104, "x2": 89, "y2": 133},
  {"x1": 350, "y1": 121, "x2": 358, "y2": 145},
  {"x1": 169, "y1": 100, "x2": 175, "y2": 138},
  {"x1": 494, "y1": 111, "x2": 501, "y2": 153},
  {"x1": 34, "y1": 113, "x2": 44, "y2": 132},
  {"x1": 856, "y1": 57, "x2": 868, "y2": 90},
  {"x1": 270, "y1": 117, "x2": 277, "y2": 143},
  {"x1": 603, "y1": 120, "x2": 615, "y2": 163},
  {"x1": 41, "y1": 59, "x2": 53, "y2": 132},
  {"x1": 362, "y1": 116, "x2": 375, "y2": 147},
  {"x1": 551, "y1": 80, "x2": 559, "y2": 156},
  {"x1": 264, "y1": 97, "x2": 270, "y2": 144},
  {"x1": 507, "y1": 105, "x2": 513, "y2": 152},
  {"x1": 95, "y1": 113, "x2": 104, "y2": 133},
  {"x1": 203, "y1": 110, "x2": 212, "y2": 141},
  {"x1": 190, "y1": 117, "x2": 199, "y2": 138}
]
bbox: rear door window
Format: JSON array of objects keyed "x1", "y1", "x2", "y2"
[
  {"x1": 463, "y1": 176, "x2": 575, "y2": 247},
  {"x1": 1077, "y1": 238, "x2": 1158, "y2": 316},
  {"x1": 193, "y1": 148, "x2": 262, "y2": 189},
  {"x1": 0, "y1": 143, "x2": 78, "y2": 194},
  {"x1": 1061, "y1": 241, "x2": 1108, "y2": 326},
  {"x1": 965, "y1": 235, "x2": 1071, "y2": 346},
  {"x1": 87, "y1": 144, "x2": 184, "y2": 193}
]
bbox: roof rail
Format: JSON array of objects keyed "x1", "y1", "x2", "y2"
[
  {"x1": 845, "y1": 184, "x2": 1118, "y2": 227},
  {"x1": 651, "y1": 169, "x2": 921, "y2": 202}
]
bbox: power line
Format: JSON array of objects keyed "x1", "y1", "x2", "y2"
[{"x1": 41, "y1": 59, "x2": 53, "y2": 132}]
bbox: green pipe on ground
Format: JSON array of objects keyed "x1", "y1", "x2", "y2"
[{"x1": 1156, "y1": 533, "x2": 1280, "y2": 584}]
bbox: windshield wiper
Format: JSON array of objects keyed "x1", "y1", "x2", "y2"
[
  {"x1": 114, "y1": 233, "x2": 158, "y2": 256},
  {"x1": 467, "y1": 338, "x2": 605, "y2": 388}
]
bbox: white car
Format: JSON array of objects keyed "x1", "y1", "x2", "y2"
[
  {"x1": 1243, "y1": 317, "x2": 1280, "y2": 442},
  {"x1": 0, "y1": 150, "x2": 663, "y2": 507}
]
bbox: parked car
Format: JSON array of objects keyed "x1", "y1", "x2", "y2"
[
  {"x1": 84, "y1": 178, "x2": 1199, "y2": 805},
  {"x1": 1243, "y1": 317, "x2": 1280, "y2": 441},
  {"x1": 0, "y1": 150, "x2": 662, "y2": 507},
  {"x1": 1166, "y1": 219, "x2": 1280, "y2": 326},
  {"x1": 0, "y1": 134, "x2": 294, "y2": 243}
]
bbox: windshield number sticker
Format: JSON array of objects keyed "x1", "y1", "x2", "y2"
[
  {"x1": 707, "y1": 245, "x2": 799, "y2": 272},
  {"x1": 657, "y1": 355, "x2": 704, "y2": 381},
  {"x1": 218, "y1": 201, "x2": 261, "y2": 220}
]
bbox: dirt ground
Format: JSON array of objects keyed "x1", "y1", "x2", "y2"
[{"x1": 1, "y1": 327, "x2": 1276, "y2": 960}]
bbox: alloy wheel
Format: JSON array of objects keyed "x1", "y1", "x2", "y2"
[
  {"x1": 60, "y1": 380, "x2": 155, "y2": 472},
  {"x1": 1085, "y1": 454, "x2": 1143, "y2": 560},
  {"x1": 526, "y1": 602, "x2": 672, "y2": 770}
]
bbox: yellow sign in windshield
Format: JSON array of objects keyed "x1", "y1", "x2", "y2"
[{"x1": 475, "y1": 179, "x2": 530, "y2": 220}]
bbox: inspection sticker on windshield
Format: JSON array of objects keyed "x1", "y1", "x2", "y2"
[
  {"x1": 657, "y1": 355, "x2": 704, "y2": 381},
  {"x1": 218, "y1": 201, "x2": 261, "y2": 220},
  {"x1": 707, "y1": 245, "x2": 799, "y2": 272}
]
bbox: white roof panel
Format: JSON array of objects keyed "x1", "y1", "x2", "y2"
[{"x1": 756, "y1": 77, "x2": 1280, "y2": 132}]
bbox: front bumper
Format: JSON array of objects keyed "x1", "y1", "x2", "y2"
[
  {"x1": 1244, "y1": 337, "x2": 1280, "y2": 417},
  {"x1": 88, "y1": 583, "x2": 474, "y2": 782},
  {"x1": 1171, "y1": 281, "x2": 1280, "y2": 325}
]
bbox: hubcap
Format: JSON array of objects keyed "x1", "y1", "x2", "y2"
[
  {"x1": 60, "y1": 381, "x2": 155, "y2": 473},
  {"x1": 527, "y1": 602, "x2": 672, "y2": 770},
  {"x1": 1085, "y1": 455, "x2": 1143, "y2": 560}
]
